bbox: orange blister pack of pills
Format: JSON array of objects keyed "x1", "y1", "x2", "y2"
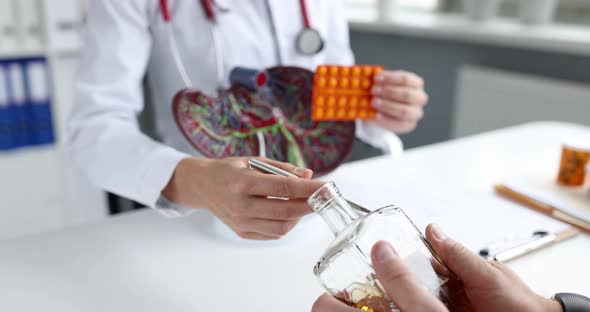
[{"x1": 312, "y1": 65, "x2": 384, "y2": 121}]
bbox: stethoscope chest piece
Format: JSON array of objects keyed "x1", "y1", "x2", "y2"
[{"x1": 296, "y1": 28, "x2": 324, "y2": 55}]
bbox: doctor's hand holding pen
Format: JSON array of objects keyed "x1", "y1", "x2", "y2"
[
  {"x1": 371, "y1": 70, "x2": 429, "y2": 134},
  {"x1": 162, "y1": 157, "x2": 325, "y2": 240},
  {"x1": 312, "y1": 224, "x2": 564, "y2": 312}
]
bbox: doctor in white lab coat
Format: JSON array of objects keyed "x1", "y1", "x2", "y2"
[{"x1": 68, "y1": 0, "x2": 429, "y2": 240}]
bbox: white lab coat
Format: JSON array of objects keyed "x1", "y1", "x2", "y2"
[{"x1": 68, "y1": 0, "x2": 402, "y2": 210}]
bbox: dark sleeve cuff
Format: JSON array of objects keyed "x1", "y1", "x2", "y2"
[{"x1": 554, "y1": 293, "x2": 590, "y2": 312}]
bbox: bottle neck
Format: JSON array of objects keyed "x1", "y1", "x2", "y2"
[
  {"x1": 308, "y1": 182, "x2": 360, "y2": 235},
  {"x1": 318, "y1": 197, "x2": 360, "y2": 235}
]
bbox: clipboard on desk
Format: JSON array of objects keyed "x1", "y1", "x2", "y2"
[
  {"x1": 486, "y1": 176, "x2": 588, "y2": 262},
  {"x1": 495, "y1": 177, "x2": 590, "y2": 234}
]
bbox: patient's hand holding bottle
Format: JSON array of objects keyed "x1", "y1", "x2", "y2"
[{"x1": 309, "y1": 182, "x2": 466, "y2": 311}]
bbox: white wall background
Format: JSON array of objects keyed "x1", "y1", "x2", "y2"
[{"x1": 454, "y1": 65, "x2": 590, "y2": 138}]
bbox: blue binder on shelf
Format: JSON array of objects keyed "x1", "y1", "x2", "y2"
[
  {"x1": 23, "y1": 58, "x2": 54, "y2": 145},
  {"x1": 0, "y1": 61, "x2": 14, "y2": 150},
  {"x1": 6, "y1": 61, "x2": 33, "y2": 148}
]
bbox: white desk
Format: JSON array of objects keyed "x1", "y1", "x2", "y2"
[{"x1": 1, "y1": 122, "x2": 589, "y2": 311}]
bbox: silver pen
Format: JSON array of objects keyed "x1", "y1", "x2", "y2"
[
  {"x1": 248, "y1": 158, "x2": 372, "y2": 214},
  {"x1": 248, "y1": 158, "x2": 298, "y2": 178}
]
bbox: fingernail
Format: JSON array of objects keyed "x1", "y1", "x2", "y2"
[
  {"x1": 374, "y1": 74, "x2": 384, "y2": 83},
  {"x1": 371, "y1": 86, "x2": 382, "y2": 95},
  {"x1": 376, "y1": 113, "x2": 385, "y2": 120},
  {"x1": 431, "y1": 224, "x2": 447, "y2": 241},
  {"x1": 372, "y1": 98, "x2": 382, "y2": 108},
  {"x1": 294, "y1": 167, "x2": 313, "y2": 178},
  {"x1": 375, "y1": 242, "x2": 397, "y2": 264}
]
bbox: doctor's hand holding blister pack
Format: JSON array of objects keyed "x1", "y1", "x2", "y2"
[{"x1": 68, "y1": 0, "x2": 428, "y2": 240}]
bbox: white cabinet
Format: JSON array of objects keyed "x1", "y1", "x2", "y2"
[
  {"x1": 0, "y1": 0, "x2": 107, "y2": 240},
  {"x1": 0, "y1": 149, "x2": 66, "y2": 239}
]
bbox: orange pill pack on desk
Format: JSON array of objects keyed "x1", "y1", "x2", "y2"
[{"x1": 312, "y1": 65, "x2": 383, "y2": 121}]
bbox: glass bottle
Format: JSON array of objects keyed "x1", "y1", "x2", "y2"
[{"x1": 309, "y1": 182, "x2": 465, "y2": 312}]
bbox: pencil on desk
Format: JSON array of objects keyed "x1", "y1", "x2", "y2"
[{"x1": 494, "y1": 184, "x2": 590, "y2": 234}]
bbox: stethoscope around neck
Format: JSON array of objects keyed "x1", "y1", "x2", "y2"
[{"x1": 159, "y1": 0, "x2": 325, "y2": 92}]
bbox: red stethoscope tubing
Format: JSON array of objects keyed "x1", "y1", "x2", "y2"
[
  {"x1": 159, "y1": 0, "x2": 312, "y2": 28},
  {"x1": 159, "y1": 0, "x2": 171, "y2": 22},
  {"x1": 298, "y1": 0, "x2": 312, "y2": 29},
  {"x1": 200, "y1": 0, "x2": 215, "y2": 21}
]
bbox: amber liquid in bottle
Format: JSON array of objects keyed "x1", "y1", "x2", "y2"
[
  {"x1": 334, "y1": 275, "x2": 391, "y2": 312},
  {"x1": 337, "y1": 273, "x2": 469, "y2": 312}
]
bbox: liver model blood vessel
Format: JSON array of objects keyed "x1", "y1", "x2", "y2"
[{"x1": 172, "y1": 66, "x2": 356, "y2": 176}]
